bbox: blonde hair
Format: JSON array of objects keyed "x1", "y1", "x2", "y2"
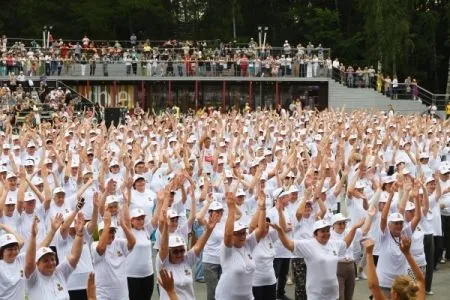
[{"x1": 391, "y1": 275, "x2": 419, "y2": 300}]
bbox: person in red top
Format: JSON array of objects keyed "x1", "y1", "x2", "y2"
[{"x1": 240, "y1": 55, "x2": 249, "y2": 77}]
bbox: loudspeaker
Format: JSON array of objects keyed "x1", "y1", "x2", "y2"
[{"x1": 104, "y1": 108, "x2": 122, "y2": 128}]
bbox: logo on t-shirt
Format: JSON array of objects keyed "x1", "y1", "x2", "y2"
[
  {"x1": 184, "y1": 269, "x2": 191, "y2": 276},
  {"x1": 269, "y1": 243, "x2": 273, "y2": 249},
  {"x1": 332, "y1": 250, "x2": 337, "y2": 256},
  {"x1": 248, "y1": 254, "x2": 253, "y2": 260},
  {"x1": 20, "y1": 270, "x2": 24, "y2": 278},
  {"x1": 117, "y1": 251, "x2": 123, "y2": 257},
  {"x1": 56, "y1": 283, "x2": 63, "y2": 291}
]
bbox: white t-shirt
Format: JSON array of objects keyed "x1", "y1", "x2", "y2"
[
  {"x1": 293, "y1": 238, "x2": 347, "y2": 300},
  {"x1": 376, "y1": 225, "x2": 413, "y2": 288},
  {"x1": 91, "y1": 238, "x2": 130, "y2": 300},
  {"x1": 155, "y1": 249, "x2": 197, "y2": 300},
  {"x1": 252, "y1": 229, "x2": 277, "y2": 287},
  {"x1": 215, "y1": 233, "x2": 258, "y2": 300},
  {"x1": 267, "y1": 207, "x2": 294, "y2": 258},
  {"x1": 130, "y1": 189, "x2": 156, "y2": 219},
  {"x1": 202, "y1": 221, "x2": 225, "y2": 264},
  {"x1": 54, "y1": 228, "x2": 94, "y2": 291},
  {"x1": 0, "y1": 253, "x2": 25, "y2": 300},
  {"x1": 331, "y1": 228, "x2": 362, "y2": 261},
  {"x1": 26, "y1": 260, "x2": 74, "y2": 300},
  {"x1": 126, "y1": 227, "x2": 154, "y2": 277}
]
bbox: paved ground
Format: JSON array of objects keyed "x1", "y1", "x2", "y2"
[{"x1": 150, "y1": 262, "x2": 450, "y2": 299}]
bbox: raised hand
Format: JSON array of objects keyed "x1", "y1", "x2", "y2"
[
  {"x1": 103, "y1": 210, "x2": 112, "y2": 227},
  {"x1": 75, "y1": 212, "x2": 85, "y2": 235},
  {"x1": 362, "y1": 238, "x2": 375, "y2": 254},
  {"x1": 268, "y1": 222, "x2": 283, "y2": 232},
  {"x1": 158, "y1": 269, "x2": 176, "y2": 295},
  {"x1": 399, "y1": 236, "x2": 412, "y2": 254},
  {"x1": 51, "y1": 213, "x2": 64, "y2": 231},
  {"x1": 226, "y1": 192, "x2": 235, "y2": 207},
  {"x1": 353, "y1": 217, "x2": 366, "y2": 228},
  {"x1": 31, "y1": 216, "x2": 39, "y2": 237},
  {"x1": 86, "y1": 272, "x2": 96, "y2": 300}
]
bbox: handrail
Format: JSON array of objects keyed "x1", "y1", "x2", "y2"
[{"x1": 330, "y1": 67, "x2": 449, "y2": 108}]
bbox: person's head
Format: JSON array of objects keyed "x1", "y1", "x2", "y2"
[
  {"x1": 382, "y1": 176, "x2": 396, "y2": 192},
  {"x1": 23, "y1": 192, "x2": 37, "y2": 214},
  {"x1": 0, "y1": 234, "x2": 19, "y2": 263},
  {"x1": 332, "y1": 213, "x2": 349, "y2": 234},
  {"x1": 274, "y1": 189, "x2": 290, "y2": 209},
  {"x1": 425, "y1": 177, "x2": 436, "y2": 194},
  {"x1": 302, "y1": 201, "x2": 313, "y2": 218},
  {"x1": 109, "y1": 161, "x2": 120, "y2": 174},
  {"x1": 404, "y1": 202, "x2": 415, "y2": 223},
  {"x1": 390, "y1": 275, "x2": 419, "y2": 300},
  {"x1": 168, "y1": 235, "x2": 186, "y2": 264},
  {"x1": 133, "y1": 175, "x2": 146, "y2": 192},
  {"x1": 313, "y1": 220, "x2": 331, "y2": 245},
  {"x1": 130, "y1": 208, "x2": 146, "y2": 230},
  {"x1": 388, "y1": 213, "x2": 404, "y2": 237},
  {"x1": 235, "y1": 190, "x2": 246, "y2": 206},
  {"x1": 233, "y1": 221, "x2": 248, "y2": 248},
  {"x1": 167, "y1": 209, "x2": 180, "y2": 232},
  {"x1": 134, "y1": 161, "x2": 145, "y2": 174},
  {"x1": 208, "y1": 201, "x2": 224, "y2": 222},
  {"x1": 6, "y1": 173, "x2": 17, "y2": 190},
  {"x1": 105, "y1": 195, "x2": 119, "y2": 216},
  {"x1": 440, "y1": 166, "x2": 450, "y2": 182},
  {"x1": 53, "y1": 187, "x2": 66, "y2": 206},
  {"x1": 99, "y1": 222, "x2": 117, "y2": 245},
  {"x1": 36, "y1": 247, "x2": 57, "y2": 276}
]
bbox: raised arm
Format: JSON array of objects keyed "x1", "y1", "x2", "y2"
[
  {"x1": 400, "y1": 236, "x2": 425, "y2": 300},
  {"x1": 67, "y1": 212, "x2": 85, "y2": 268},
  {"x1": 96, "y1": 211, "x2": 111, "y2": 256},
  {"x1": 39, "y1": 213, "x2": 64, "y2": 248},
  {"x1": 223, "y1": 192, "x2": 236, "y2": 248},
  {"x1": 343, "y1": 218, "x2": 365, "y2": 248},
  {"x1": 192, "y1": 213, "x2": 218, "y2": 256},
  {"x1": 363, "y1": 239, "x2": 386, "y2": 300},
  {"x1": 25, "y1": 216, "x2": 39, "y2": 278},
  {"x1": 269, "y1": 222, "x2": 294, "y2": 252},
  {"x1": 380, "y1": 190, "x2": 394, "y2": 233}
]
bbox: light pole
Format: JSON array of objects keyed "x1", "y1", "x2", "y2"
[
  {"x1": 43, "y1": 25, "x2": 52, "y2": 49},
  {"x1": 42, "y1": 26, "x2": 47, "y2": 49},
  {"x1": 262, "y1": 26, "x2": 268, "y2": 55}
]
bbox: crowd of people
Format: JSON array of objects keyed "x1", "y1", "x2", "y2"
[
  {"x1": 0, "y1": 101, "x2": 448, "y2": 300},
  {"x1": 0, "y1": 34, "x2": 333, "y2": 78}
]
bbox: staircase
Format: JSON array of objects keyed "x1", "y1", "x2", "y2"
[{"x1": 328, "y1": 79, "x2": 427, "y2": 114}]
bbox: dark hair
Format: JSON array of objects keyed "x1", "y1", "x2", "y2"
[{"x1": 0, "y1": 243, "x2": 19, "y2": 259}]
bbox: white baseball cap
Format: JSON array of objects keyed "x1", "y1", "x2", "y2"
[
  {"x1": 6, "y1": 173, "x2": 17, "y2": 180},
  {"x1": 419, "y1": 152, "x2": 430, "y2": 159},
  {"x1": 133, "y1": 174, "x2": 145, "y2": 183},
  {"x1": 0, "y1": 166, "x2": 7, "y2": 173},
  {"x1": 98, "y1": 220, "x2": 118, "y2": 232},
  {"x1": 0, "y1": 233, "x2": 18, "y2": 248},
  {"x1": 130, "y1": 208, "x2": 146, "y2": 218},
  {"x1": 167, "y1": 209, "x2": 179, "y2": 219},
  {"x1": 24, "y1": 192, "x2": 36, "y2": 202},
  {"x1": 233, "y1": 221, "x2": 248, "y2": 232},
  {"x1": 53, "y1": 187, "x2": 65, "y2": 195},
  {"x1": 382, "y1": 176, "x2": 396, "y2": 184},
  {"x1": 31, "y1": 177, "x2": 43, "y2": 186},
  {"x1": 236, "y1": 189, "x2": 246, "y2": 197},
  {"x1": 5, "y1": 197, "x2": 15, "y2": 205},
  {"x1": 425, "y1": 177, "x2": 435, "y2": 184},
  {"x1": 109, "y1": 160, "x2": 120, "y2": 168},
  {"x1": 105, "y1": 195, "x2": 119, "y2": 205},
  {"x1": 225, "y1": 169, "x2": 233, "y2": 178},
  {"x1": 388, "y1": 212, "x2": 404, "y2": 223},
  {"x1": 331, "y1": 213, "x2": 350, "y2": 225},
  {"x1": 405, "y1": 202, "x2": 416, "y2": 211},
  {"x1": 168, "y1": 234, "x2": 186, "y2": 248},
  {"x1": 208, "y1": 201, "x2": 224, "y2": 211},
  {"x1": 35, "y1": 247, "x2": 55, "y2": 262},
  {"x1": 313, "y1": 220, "x2": 331, "y2": 232}
]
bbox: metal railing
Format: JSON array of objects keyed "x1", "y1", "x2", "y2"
[
  {"x1": 330, "y1": 67, "x2": 450, "y2": 110},
  {"x1": 0, "y1": 58, "x2": 334, "y2": 78}
]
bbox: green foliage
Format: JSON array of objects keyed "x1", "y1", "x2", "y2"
[{"x1": 0, "y1": 0, "x2": 448, "y2": 92}]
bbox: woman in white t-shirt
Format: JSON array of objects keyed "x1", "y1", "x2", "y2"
[
  {"x1": 215, "y1": 192, "x2": 265, "y2": 300},
  {"x1": 156, "y1": 204, "x2": 218, "y2": 300},
  {"x1": 271, "y1": 217, "x2": 364, "y2": 300},
  {"x1": 250, "y1": 190, "x2": 277, "y2": 300},
  {"x1": 0, "y1": 227, "x2": 25, "y2": 300},
  {"x1": 196, "y1": 199, "x2": 225, "y2": 300},
  {"x1": 25, "y1": 214, "x2": 84, "y2": 300},
  {"x1": 130, "y1": 174, "x2": 155, "y2": 219},
  {"x1": 330, "y1": 213, "x2": 369, "y2": 300},
  {"x1": 126, "y1": 207, "x2": 156, "y2": 300},
  {"x1": 92, "y1": 210, "x2": 136, "y2": 300},
  {"x1": 54, "y1": 199, "x2": 98, "y2": 299}
]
